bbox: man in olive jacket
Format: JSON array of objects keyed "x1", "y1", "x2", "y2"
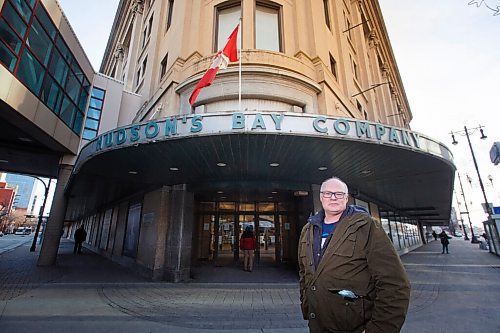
[{"x1": 298, "y1": 177, "x2": 410, "y2": 333}]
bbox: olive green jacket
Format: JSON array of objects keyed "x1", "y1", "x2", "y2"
[{"x1": 298, "y1": 209, "x2": 410, "y2": 333}]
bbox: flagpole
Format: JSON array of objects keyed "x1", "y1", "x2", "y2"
[{"x1": 238, "y1": 17, "x2": 242, "y2": 113}]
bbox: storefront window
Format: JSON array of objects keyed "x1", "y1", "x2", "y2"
[
  {"x1": 199, "y1": 202, "x2": 216, "y2": 211},
  {"x1": 239, "y1": 203, "x2": 255, "y2": 211},
  {"x1": 258, "y1": 202, "x2": 274, "y2": 212},
  {"x1": 123, "y1": 203, "x2": 142, "y2": 258},
  {"x1": 381, "y1": 217, "x2": 391, "y2": 242},
  {"x1": 219, "y1": 202, "x2": 235, "y2": 211}
]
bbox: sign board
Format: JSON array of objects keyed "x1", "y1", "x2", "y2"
[{"x1": 490, "y1": 142, "x2": 500, "y2": 165}]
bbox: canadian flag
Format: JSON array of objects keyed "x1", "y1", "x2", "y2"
[{"x1": 189, "y1": 24, "x2": 239, "y2": 106}]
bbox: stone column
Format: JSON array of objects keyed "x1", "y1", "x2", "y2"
[
  {"x1": 151, "y1": 186, "x2": 171, "y2": 280},
  {"x1": 113, "y1": 43, "x2": 125, "y2": 80},
  {"x1": 124, "y1": 0, "x2": 144, "y2": 91},
  {"x1": 37, "y1": 164, "x2": 73, "y2": 266},
  {"x1": 163, "y1": 184, "x2": 194, "y2": 282},
  {"x1": 311, "y1": 184, "x2": 322, "y2": 214}
]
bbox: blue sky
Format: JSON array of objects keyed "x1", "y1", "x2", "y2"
[{"x1": 58, "y1": 0, "x2": 499, "y2": 227}]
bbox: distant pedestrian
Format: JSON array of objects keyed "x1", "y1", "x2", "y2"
[
  {"x1": 439, "y1": 231, "x2": 451, "y2": 254},
  {"x1": 432, "y1": 230, "x2": 438, "y2": 241},
  {"x1": 240, "y1": 226, "x2": 256, "y2": 272},
  {"x1": 73, "y1": 225, "x2": 87, "y2": 254}
]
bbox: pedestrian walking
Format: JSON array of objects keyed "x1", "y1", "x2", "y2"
[
  {"x1": 439, "y1": 230, "x2": 451, "y2": 254},
  {"x1": 73, "y1": 225, "x2": 87, "y2": 254},
  {"x1": 432, "y1": 230, "x2": 438, "y2": 241},
  {"x1": 298, "y1": 177, "x2": 410, "y2": 333}
]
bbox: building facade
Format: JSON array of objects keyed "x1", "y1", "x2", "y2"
[{"x1": 0, "y1": 0, "x2": 455, "y2": 281}]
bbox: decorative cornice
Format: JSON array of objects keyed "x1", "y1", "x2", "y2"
[
  {"x1": 131, "y1": 0, "x2": 144, "y2": 16},
  {"x1": 369, "y1": 31, "x2": 379, "y2": 49},
  {"x1": 114, "y1": 43, "x2": 125, "y2": 60}
]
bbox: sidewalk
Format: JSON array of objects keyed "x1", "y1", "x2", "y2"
[{"x1": 0, "y1": 236, "x2": 498, "y2": 332}]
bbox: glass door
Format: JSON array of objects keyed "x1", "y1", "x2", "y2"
[
  {"x1": 238, "y1": 214, "x2": 256, "y2": 263},
  {"x1": 218, "y1": 214, "x2": 236, "y2": 262},
  {"x1": 258, "y1": 214, "x2": 276, "y2": 264}
]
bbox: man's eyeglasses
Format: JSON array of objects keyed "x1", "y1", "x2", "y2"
[{"x1": 320, "y1": 191, "x2": 347, "y2": 199}]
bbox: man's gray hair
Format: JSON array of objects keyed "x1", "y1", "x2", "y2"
[{"x1": 320, "y1": 177, "x2": 349, "y2": 193}]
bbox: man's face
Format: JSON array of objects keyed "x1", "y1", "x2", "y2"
[{"x1": 320, "y1": 180, "x2": 348, "y2": 217}]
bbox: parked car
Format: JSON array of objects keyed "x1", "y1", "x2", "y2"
[
  {"x1": 454, "y1": 232, "x2": 463, "y2": 237},
  {"x1": 0, "y1": 231, "x2": 4, "y2": 237},
  {"x1": 14, "y1": 227, "x2": 32, "y2": 235}
]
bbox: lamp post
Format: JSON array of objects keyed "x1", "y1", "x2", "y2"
[
  {"x1": 457, "y1": 172, "x2": 474, "y2": 241},
  {"x1": 30, "y1": 177, "x2": 51, "y2": 252},
  {"x1": 453, "y1": 189, "x2": 469, "y2": 240},
  {"x1": 450, "y1": 125, "x2": 492, "y2": 243}
]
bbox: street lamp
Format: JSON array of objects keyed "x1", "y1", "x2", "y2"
[
  {"x1": 30, "y1": 177, "x2": 52, "y2": 252},
  {"x1": 457, "y1": 173, "x2": 474, "y2": 241},
  {"x1": 453, "y1": 189, "x2": 469, "y2": 240},
  {"x1": 450, "y1": 125, "x2": 492, "y2": 243}
]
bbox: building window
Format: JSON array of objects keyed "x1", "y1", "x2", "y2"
[
  {"x1": 148, "y1": 15, "x2": 153, "y2": 37},
  {"x1": 215, "y1": 3, "x2": 240, "y2": 51},
  {"x1": 0, "y1": 0, "x2": 90, "y2": 136},
  {"x1": 166, "y1": 0, "x2": 174, "y2": 31},
  {"x1": 141, "y1": 27, "x2": 147, "y2": 48},
  {"x1": 82, "y1": 87, "x2": 105, "y2": 140},
  {"x1": 123, "y1": 202, "x2": 142, "y2": 258},
  {"x1": 160, "y1": 53, "x2": 168, "y2": 79},
  {"x1": 329, "y1": 54, "x2": 337, "y2": 79},
  {"x1": 323, "y1": 0, "x2": 331, "y2": 30},
  {"x1": 352, "y1": 57, "x2": 359, "y2": 81},
  {"x1": 136, "y1": 56, "x2": 147, "y2": 87},
  {"x1": 136, "y1": 68, "x2": 141, "y2": 86},
  {"x1": 344, "y1": 11, "x2": 352, "y2": 40},
  {"x1": 356, "y1": 100, "x2": 363, "y2": 114},
  {"x1": 256, "y1": 3, "x2": 281, "y2": 52},
  {"x1": 141, "y1": 14, "x2": 153, "y2": 48}
]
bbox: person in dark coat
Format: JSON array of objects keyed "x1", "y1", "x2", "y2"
[
  {"x1": 240, "y1": 226, "x2": 256, "y2": 272},
  {"x1": 298, "y1": 177, "x2": 410, "y2": 333},
  {"x1": 432, "y1": 230, "x2": 438, "y2": 240},
  {"x1": 73, "y1": 225, "x2": 87, "y2": 254},
  {"x1": 439, "y1": 230, "x2": 451, "y2": 254}
]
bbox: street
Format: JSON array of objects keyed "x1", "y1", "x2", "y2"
[
  {"x1": 0, "y1": 233, "x2": 33, "y2": 255},
  {"x1": 0, "y1": 237, "x2": 498, "y2": 332}
]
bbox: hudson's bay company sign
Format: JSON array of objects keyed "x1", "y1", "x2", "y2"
[{"x1": 92, "y1": 112, "x2": 422, "y2": 153}]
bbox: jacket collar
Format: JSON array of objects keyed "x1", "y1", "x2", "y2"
[{"x1": 309, "y1": 205, "x2": 369, "y2": 228}]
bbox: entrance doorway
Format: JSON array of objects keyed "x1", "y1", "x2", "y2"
[{"x1": 193, "y1": 201, "x2": 299, "y2": 267}]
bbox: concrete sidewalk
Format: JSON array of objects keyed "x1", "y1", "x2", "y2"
[{"x1": 0, "y1": 236, "x2": 498, "y2": 332}]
